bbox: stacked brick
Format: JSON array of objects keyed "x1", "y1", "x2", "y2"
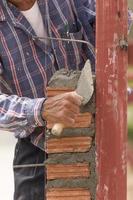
[{"x1": 45, "y1": 69, "x2": 96, "y2": 200}]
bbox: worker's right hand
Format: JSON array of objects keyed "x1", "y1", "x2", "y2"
[{"x1": 41, "y1": 91, "x2": 83, "y2": 128}]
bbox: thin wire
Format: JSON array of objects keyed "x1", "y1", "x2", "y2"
[
  {"x1": 13, "y1": 163, "x2": 45, "y2": 169},
  {"x1": 33, "y1": 35, "x2": 95, "y2": 56}
]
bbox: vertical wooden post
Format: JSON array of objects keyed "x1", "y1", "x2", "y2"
[{"x1": 96, "y1": 0, "x2": 128, "y2": 200}]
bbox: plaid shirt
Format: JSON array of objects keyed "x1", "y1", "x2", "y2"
[
  {"x1": 0, "y1": 0, "x2": 132, "y2": 150},
  {"x1": 0, "y1": 0, "x2": 96, "y2": 150}
]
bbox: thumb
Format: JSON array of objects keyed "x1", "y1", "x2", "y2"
[{"x1": 71, "y1": 91, "x2": 83, "y2": 105}]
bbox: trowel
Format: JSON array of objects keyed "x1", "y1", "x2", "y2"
[{"x1": 51, "y1": 59, "x2": 94, "y2": 136}]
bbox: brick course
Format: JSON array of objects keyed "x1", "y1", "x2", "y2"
[{"x1": 45, "y1": 69, "x2": 96, "y2": 200}]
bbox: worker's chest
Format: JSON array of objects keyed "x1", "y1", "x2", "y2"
[{"x1": 0, "y1": 22, "x2": 84, "y2": 97}]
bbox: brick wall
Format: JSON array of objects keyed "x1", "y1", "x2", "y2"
[{"x1": 45, "y1": 69, "x2": 96, "y2": 200}]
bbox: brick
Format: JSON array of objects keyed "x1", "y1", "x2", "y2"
[
  {"x1": 46, "y1": 136, "x2": 92, "y2": 154},
  {"x1": 46, "y1": 87, "x2": 73, "y2": 97},
  {"x1": 46, "y1": 188, "x2": 91, "y2": 200},
  {"x1": 47, "y1": 112, "x2": 92, "y2": 129},
  {"x1": 46, "y1": 163, "x2": 90, "y2": 180}
]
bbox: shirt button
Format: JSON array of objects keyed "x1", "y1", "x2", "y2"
[
  {"x1": 32, "y1": 37, "x2": 36, "y2": 41},
  {"x1": 26, "y1": 52, "x2": 30, "y2": 56},
  {"x1": 53, "y1": 48, "x2": 56, "y2": 53},
  {"x1": 35, "y1": 122, "x2": 38, "y2": 126}
]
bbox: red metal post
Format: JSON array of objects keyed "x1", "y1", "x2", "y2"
[{"x1": 96, "y1": 1, "x2": 128, "y2": 200}]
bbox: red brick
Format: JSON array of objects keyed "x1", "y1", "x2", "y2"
[
  {"x1": 47, "y1": 112, "x2": 92, "y2": 129},
  {"x1": 46, "y1": 163, "x2": 90, "y2": 180},
  {"x1": 46, "y1": 188, "x2": 91, "y2": 200},
  {"x1": 46, "y1": 87, "x2": 73, "y2": 97},
  {"x1": 46, "y1": 136, "x2": 92, "y2": 154}
]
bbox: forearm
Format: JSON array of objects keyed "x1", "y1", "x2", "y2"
[{"x1": 0, "y1": 93, "x2": 46, "y2": 138}]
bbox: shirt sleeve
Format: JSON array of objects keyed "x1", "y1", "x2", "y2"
[{"x1": 0, "y1": 91, "x2": 46, "y2": 138}]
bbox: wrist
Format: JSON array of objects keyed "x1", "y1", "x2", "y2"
[{"x1": 40, "y1": 99, "x2": 47, "y2": 122}]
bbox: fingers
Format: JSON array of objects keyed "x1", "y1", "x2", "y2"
[
  {"x1": 44, "y1": 107, "x2": 77, "y2": 126},
  {"x1": 59, "y1": 98, "x2": 80, "y2": 114},
  {"x1": 42, "y1": 91, "x2": 83, "y2": 127},
  {"x1": 65, "y1": 91, "x2": 83, "y2": 106}
]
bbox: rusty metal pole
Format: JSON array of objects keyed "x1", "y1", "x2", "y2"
[{"x1": 96, "y1": 0, "x2": 128, "y2": 200}]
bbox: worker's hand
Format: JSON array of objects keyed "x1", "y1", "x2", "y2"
[{"x1": 42, "y1": 91, "x2": 83, "y2": 128}]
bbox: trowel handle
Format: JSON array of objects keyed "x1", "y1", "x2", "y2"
[{"x1": 51, "y1": 123, "x2": 64, "y2": 136}]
